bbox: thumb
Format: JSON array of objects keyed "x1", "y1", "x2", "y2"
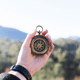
[
  {"x1": 23, "y1": 29, "x2": 37, "y2": 46},
  {"x1": 28, "y1": 28, "x2": 37, "y2": 39}
]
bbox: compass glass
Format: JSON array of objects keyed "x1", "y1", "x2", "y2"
[{"x1": 33, "y1": 39, "x2": 46, "y2": 52}]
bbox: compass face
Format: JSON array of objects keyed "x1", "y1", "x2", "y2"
[
  {"x1": 34, "y1": 39, "x2": 45, "y2": 52},
  {"x1": 30, "y1": 35, "x2": 49, "y2": 55}
]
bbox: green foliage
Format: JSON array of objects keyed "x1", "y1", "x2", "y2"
[
  {"x1": 75, "y1": 46, "x2": 80, "y2": 61},
  {"x1": 53, "y1": 63, "x2": 65, "y2": 77},
  {"x1": 0, "y1": 37, "x2": 80, "y2": 80},
  {"x1": 0, "y1": 38, "x2": 22, "y2": 72}
]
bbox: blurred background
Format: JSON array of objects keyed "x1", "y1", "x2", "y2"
[{"x1": 0, "y1": 0, "x2": 80, "y2": 80}]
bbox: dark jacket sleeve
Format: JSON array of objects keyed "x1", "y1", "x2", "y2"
[{"x1": 0, "y1": 73, "x2": 20, "y2": 80}]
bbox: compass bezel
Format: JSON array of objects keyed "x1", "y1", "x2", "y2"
[{"x1": 30, "y1": 35, "x2": 49, "y2": 55}]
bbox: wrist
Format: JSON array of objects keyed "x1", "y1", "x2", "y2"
[
  {"x1": 9, "y1": 71, "x2": 26, "y2": 80},
  {"x1": 10, "y1": 65, "x2": 32, "y2": 80},
  {"x1": 16, "y1": 63, "x2": 34, "y2": 76}
]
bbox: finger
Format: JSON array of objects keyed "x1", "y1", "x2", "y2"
[
  {"x1": 47, "y1": 44, "x2": 54, "y2": 56},
  {"x1": 28, "y1": 29, "x2": 37, "y2": 39},
  {"x1": 46, "y1": 34, "x2": 51, "y2": 39},
  {"x1": 42, "y1": 29, "x2": 48, "y2": 36},
  {"x1": 45, "y1": 35, "x2": 54, "y2": 56},
  {"x1": 43, "y1": 43, "x2": 54, "y2": 60},
  {"x1": 46, "y1": 35, "x2": 53, "y2": 44}
]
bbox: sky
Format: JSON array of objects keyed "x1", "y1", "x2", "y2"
[{"x1": 0, "y1": 0, "x2": 80, "y2": 39}]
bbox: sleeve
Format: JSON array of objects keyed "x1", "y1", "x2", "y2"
[{"x1": 0, "y1": 73, "x2": 20, "y2": 80}]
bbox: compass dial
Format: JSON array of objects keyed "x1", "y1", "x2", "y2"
[
  {"x1": 30, "y1": 35, "x2": 49, "y2": 55},
  {"x1": 34, "y1": 39, "x2": 45, "y2": 52}
]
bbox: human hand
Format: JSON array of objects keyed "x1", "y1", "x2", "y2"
[{"x1": 16, "y1": 29, "x2": 54, "y2": 76}]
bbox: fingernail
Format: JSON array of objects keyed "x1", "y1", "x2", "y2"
[{"x1": 47, "y1": 34, "x2": 51, "y2": 39}]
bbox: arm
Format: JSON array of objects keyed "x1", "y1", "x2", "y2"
[
  {"x1": 0, "y1": 73, "x2": 20, "y2": 80},
  {"x1": 0, "y1": 29, "x2": 54, "y2": 80}
]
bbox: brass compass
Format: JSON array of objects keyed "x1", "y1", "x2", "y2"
[{"x1": 30, "y1": 25, "x2": 49, "y2": 55}]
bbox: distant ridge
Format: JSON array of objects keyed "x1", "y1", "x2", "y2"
[
  {"x1": 69, "y1": 36, "x2": 80, "y2": 41},
  {"x1": 0, "y1": 26, "x2": 28, "y2": 41},
  {"x1": 0, "y1": 26, "x2": 80, "y2": 42}
]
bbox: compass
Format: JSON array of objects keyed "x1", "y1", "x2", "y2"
[{"x1": 30, "y1": 25, "x2": 49, "y2": 55}]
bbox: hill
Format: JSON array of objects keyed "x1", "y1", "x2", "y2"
[{"x1": 0, "y1": 26, "x2": 28, "y2": 41}]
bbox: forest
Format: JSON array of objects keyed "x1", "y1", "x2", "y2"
[{"x1": 0, "y1": 37, "x2": 80, "y2": 80}]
